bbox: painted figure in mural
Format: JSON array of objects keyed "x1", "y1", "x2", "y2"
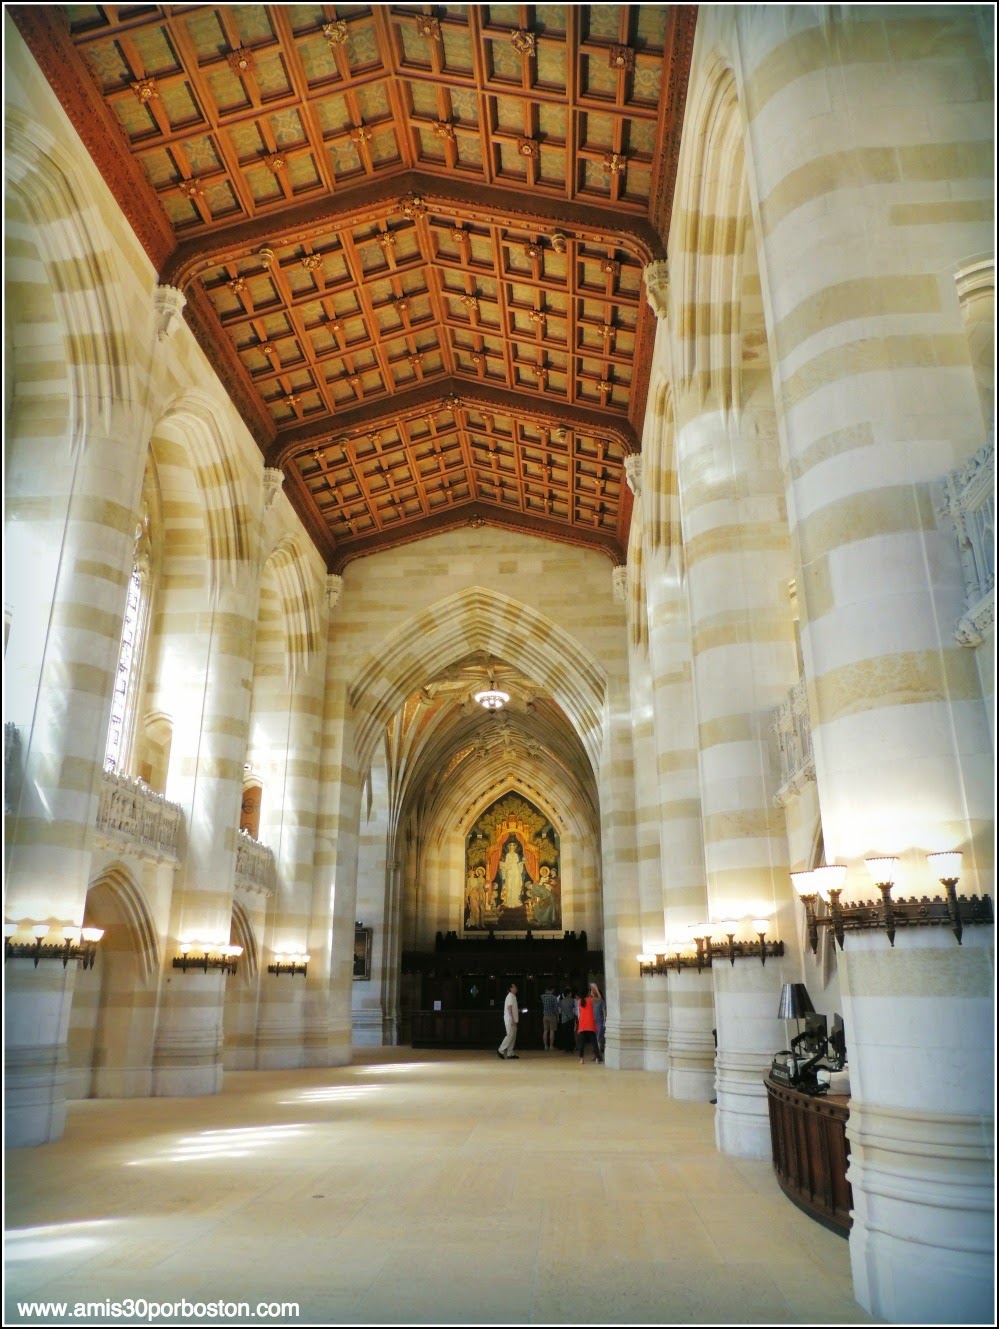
[
  {"x1": 466, "y1": 867, "x2": 483, "y2": 928},
  {"x1": 531, "y1": 865, "x2": 557, "y2": 927},
  {"x1": 500, "y1": 838, "x2": 526, "y2": 909}
]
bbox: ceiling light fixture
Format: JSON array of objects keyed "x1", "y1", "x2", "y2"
[{"x1": 474, "y1": 663, "x2": 510, "y2": 711}]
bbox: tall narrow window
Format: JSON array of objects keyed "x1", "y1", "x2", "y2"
[{"x1": 104, "y1": 564, "x2": 142, "y2": 772}]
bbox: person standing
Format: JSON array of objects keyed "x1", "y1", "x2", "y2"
[
  {"x1": 540, "y1": 984, "x2": 559, "y2": 1050},
  {"x1": 589, "y1": 982, "x2": 605, "y2": 1063},
  {"x1": 557, "y1": 987, "x2": 575, "y2": 1052},
  {"x1": 576, "y1": 993, "x2": 598, "y2": 1064},
  {"x1": 498, "y1": 982, "x2": 520, "y2": 1059}
]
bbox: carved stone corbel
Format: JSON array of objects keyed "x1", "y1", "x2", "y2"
[
  {"x1": 262, "y1": 468, "x2": 284, "y2": 511},
  {"x1": 611, "y1": 566, "x2": 629, "y2": 604},
  {"x1": 326, "y1": 573, "x2": 344, "y2": 611},
  {"x1": 643, "y1": 260, "x2": 669, "y2": 320},
  {"x1": 624, "y1": 454, "x2": 643, "y2": 499},
  {"x1": 153, "y1": 284, "x2": 186, "y2": 342}
]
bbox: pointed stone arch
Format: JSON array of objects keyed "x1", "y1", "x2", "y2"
[
  {"x1": 230, "y1": 897, "x2": 259, "y2": 980},
  {"x1": 149, "y1": 391, "x2": 253, "y2": 595},
  {"x1": 66, "y1": 861, "x2": 160, "y2": 1099},
  {"x1": 260, "y1": 535, "x2": 323, "y2": 685},
  {"x1": 670, "y1": 57, "x2": 748, "y2": 412},
  {"x1": 348, "y1": 586, "x2": 608, "y2": 776},
  {"x1": 4, "y1": 109, "x2": 133, "y2": 442},
  {"x1": 84, "y1": 861, "x2": 160, "y2": 982}
]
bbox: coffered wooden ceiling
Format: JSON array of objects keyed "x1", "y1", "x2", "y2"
[{"x1": 15, "y1": 4, "x2": 696, "y2": 571}]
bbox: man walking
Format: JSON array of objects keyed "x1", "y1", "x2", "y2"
[
  {"x1": 541, "y1": 984, "x2": 559, "y2": 1050},
  {"x1": 498, "y1": 982, "x2": 520, "y2": 1059}
]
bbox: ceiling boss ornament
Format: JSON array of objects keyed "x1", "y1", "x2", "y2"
[
  {"x1": 227, "y1": 47, "x2": 254, "y2": 74},
  {"x1": 416, "y1": 15, "x2": 442, "y2": 41},
  {"x1": 608, "y1": 45, "x2": 636, "y2": 71},
  {"x1": 510, "y1": 30, "x2": 536, "y2": 56},
  {"x1": 322, "y1": 19, "x2": 350, "y2": 49}
]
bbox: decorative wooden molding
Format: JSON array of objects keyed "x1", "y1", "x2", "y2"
[
  {"x1": 267, "y1": 378, "x2": 639, "y2": 468},
  {"x1": 163, "y1": 171, "x2": 662, "y2": 289},
  {"x1": 9, "y1": 6, "x2": 175, "y2": 271},
  {"x1": 325, "y1": 501, "x2": 625, "y2": 575}
]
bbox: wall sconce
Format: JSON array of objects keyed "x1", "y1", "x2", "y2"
[
  {"x1": 4, "y1": 921, "x2": 104, "y2": 969},
  {"x1": 638, "y1": 919, "x2": 784, "y2": 975},
  {"x1": 267, "y1": 951, "x2": 310, "y2": 976},
  {"x1": 789, "y1": 853, "x2": 992, "y2": 952},
  {"x1": 172, "y1": 942, "x2": 242, "y2": 975},
  {"x1": 637, "y1": 937, "x2": 705, "y2": 976},
  {"x1": 701, "y1": 917, "x2": 783, "y2": 966}
]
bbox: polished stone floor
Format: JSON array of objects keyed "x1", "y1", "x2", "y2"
[{"x1": 5, "y1": 1048, "x2": 880, "y2": 1326}]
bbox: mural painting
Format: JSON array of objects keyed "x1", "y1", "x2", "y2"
[{"x1": 464, "y1": 793, "x2": 561, "y2": 932}]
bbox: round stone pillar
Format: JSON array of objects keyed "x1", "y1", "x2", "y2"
[
  {"x1": 152, "y1": 570, "x2": 259, "y2": 1095},
  {"x1": 840, "y1": 929, "x2": 994, "y2": 1325}
]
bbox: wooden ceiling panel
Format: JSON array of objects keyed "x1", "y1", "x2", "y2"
[{"x1": 17, "y1": 4, "x2": 697, "y2": 570}]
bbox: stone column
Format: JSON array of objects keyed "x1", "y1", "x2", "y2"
[
  {"x1": 841, "y1": 929, "x2": 994, "y2": 1325},
  {"x1": 600, "y1": 662, "x2": 646, "y2": 1071},
  {"x1": 151, "y1": 565, "x2": 259, "y2": 1095},
  {"x1": 253, "y1": 653, "x2": 326, "y2": 1069},
  {"x1": 305, "y1": 575, "x2": 357, "y2": 1066},
  {"x1": 734, "y1": 5, "x2": 994, "y2": 1314},
  {"x1": 5, "y1": 399, "x2": 146, "y2": 1143},
  {"x1": 672, "y1": 390, "x2": 799, "y2": 1154}
]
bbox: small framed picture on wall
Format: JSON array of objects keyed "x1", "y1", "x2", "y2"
[{"x1": 353, "y1": 925, "x2": 372, "y2": 981}]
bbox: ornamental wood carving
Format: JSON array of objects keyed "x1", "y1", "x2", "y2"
[{"x1": 11, "y1": 4, "x2": 695, "y2": 571}]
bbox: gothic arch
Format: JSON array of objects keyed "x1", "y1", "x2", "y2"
[
  {"x1": 149, "y1": 391, "x2": 253, "y2": 591},
  {"x1": 348, "y1": 586, "x2": 608, "y2": 776},
  {"x1": 65, "y1": 861, "x2": 160, "y2": 1099},
  {"x1": 4, "y1": 109, "x2": 133, "y2": 439},
  {"x1": 644, "y1": 376, "x2": 679, "y2": 558},
  {"x1": 230, "y1": 897, "x2": 259, "y2": 979},
  {"x1": 670, "y1": 57, "x2": 749, "y2": 412},
  {"x1": 84, "y1": 861, "x2": 159, "y2": 982},
  {"x1": 260, "y1": 535, "x2": 323, "y2": 684}
]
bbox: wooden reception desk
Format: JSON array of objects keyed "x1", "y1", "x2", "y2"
[{"x1": 765, "y1": 1075, "x2": 853, "y2": 1235}]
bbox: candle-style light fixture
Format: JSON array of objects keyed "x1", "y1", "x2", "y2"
[
  {"x1": 172, "y1": 941, "x2": 242, "y2": 974},
  {"x1": 789, "y1": 853, "x2": 992, "y2": 952},
  {"x1": 268, "y1": 950, "x2": 310, "y2": 977},
  {"x1": 638, "y1": 917, "x2": 784, "y2": 975},
  {"x1": 4, "y1": 921, "x2": 104, "y2": 969}
]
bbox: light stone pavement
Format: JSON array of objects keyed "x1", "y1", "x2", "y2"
[{"x1": 5, "y1": 1048, "x2": 881, "y2": 1326}]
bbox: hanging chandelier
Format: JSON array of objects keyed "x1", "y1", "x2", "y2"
[
  {"x1": 474, "y1": 661, "x2": 510, "y2": 710},
  {"x1": 474, "y1": 687, "x2": 510, "y2": 710}
]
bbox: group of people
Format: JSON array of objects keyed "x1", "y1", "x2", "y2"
[{"x1": 499, "y1": 982, "x2": 606, "y2": 1063}]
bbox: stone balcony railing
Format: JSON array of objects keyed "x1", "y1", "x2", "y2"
[
  {"x1": 235, "y1": 828, "x2": 275, "y2": 901},
  {"x1": 936, "y1": 436, "x2": 995, "y2": 647},
  {"x1": 95, "y1": 768, "x2": 183, "y2": 863},
  {"x1": 772, "y1": 677, "x2": 815, "y2": 806}
]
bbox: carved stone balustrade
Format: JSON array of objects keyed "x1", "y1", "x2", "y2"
[
  {"x1": 235, "y1": 829, "x2": 275, "y2": 903},
  {"x1": 772, "y1": 678, "x2": 815, "y2": 806},
  {"x1": 936, "y1": 436, "x2": 995, "y2": 647},
  {"x1": 95, "y1": 769, "x2": 182, "y2": 863}
]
